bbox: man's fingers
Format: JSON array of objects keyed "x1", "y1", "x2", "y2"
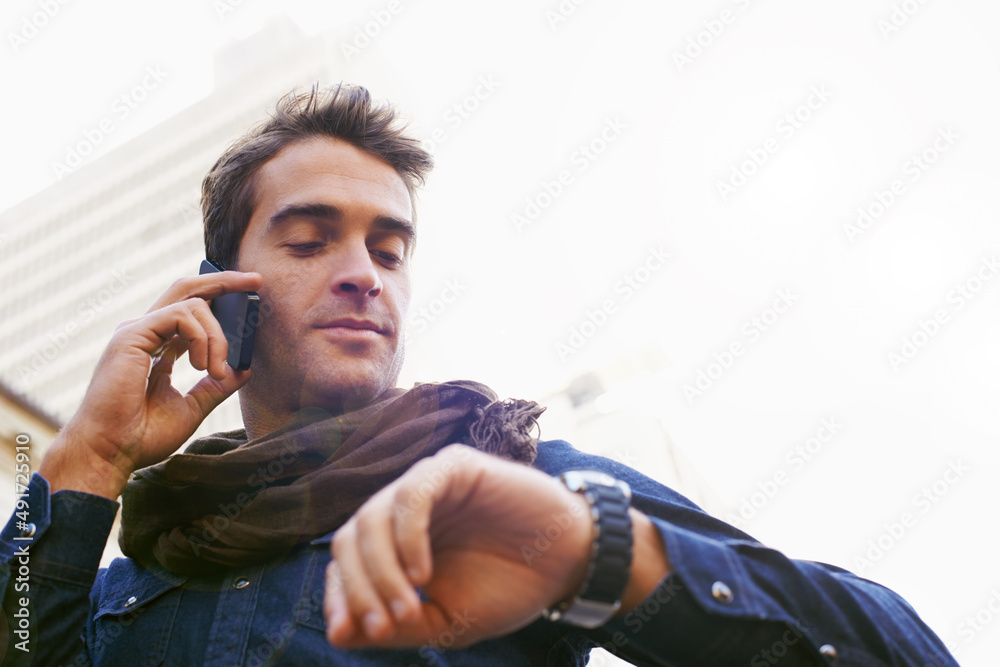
[
  {"x1": 137, "y1": 269, "x2": 261, "y2": 379},
  {"x1": 391, "y1": 444, "x2": 480, "y2": 584},
  {"x1": 392, "y1": 479, "x2": 434, "y2": 586},
  {"x1": 324, "y1": 446, "x2": 491, "y2": 650},
  {"x1": 142, "y1": 305, "x2": 247, "y2": 423},
  {"x1": 324, "y1": 561, "x2": 357, "y2": 644},
  {"x1": 329, "y1": 491, "x2": 427, "y2": 644},
  {"x1": 183, "y1": 366, "x2": 250, "y2": 420},
  {"x1": 147, "y1": 336, "x2": 187, "y2": 389},
  {"x1": 355, "y1": 501, "x2": 424, "y2": 624},
  {"x1": 188, "y1": 301, "x2": 229, "y2": 381},
  {"x1": 325, "y1": 557, "x2": 444, "y2": 650},
  {"x1": 146, "y1": 271, "x2": 262, "y2": 314},
  {"x1": 331, "y1": 521, "x2": 396, "y2": 642},
  {"x1": 169, "y1": 299, "x2": 226, "y2": 375},
  {"x1": 119, "y1": 299, "x2": 219, "y2": 367}
]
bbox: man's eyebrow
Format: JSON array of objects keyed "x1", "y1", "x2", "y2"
[
  {"x1": 372, "y1": 215, "x2": 416, "y2": 246},
  {"x1": 265, "y1": 203, "x2": 414, "y2": 244},
  {"x1": 267, "y1": 202, "x2": 340, "y2": 231}
]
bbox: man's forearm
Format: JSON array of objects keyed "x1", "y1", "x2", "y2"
[
  {"x1": 617, "y1": 509, "x2": 671, "y2": 616},
  {"x1": 0, "y1": 474, "x2": 120, "y2": 664}
]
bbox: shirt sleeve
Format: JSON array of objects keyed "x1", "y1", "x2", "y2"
[
  {"x1": 533, "y1": 440, "x2": 958, "y2": 667},
  {"x1": 591, "y1": 518, "x2": 958, "y2": 666},
  {"x1": 0, "y1": 473, "x2": 119, "y2": 666}
]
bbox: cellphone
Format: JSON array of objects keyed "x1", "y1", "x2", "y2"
[{"x1": 199, "y1": 259, "x2": 260, "y2": 371}]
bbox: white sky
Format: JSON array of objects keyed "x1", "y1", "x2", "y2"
[{"x1": 4, "y1": 0, "x2": 1000, "y2": 664}]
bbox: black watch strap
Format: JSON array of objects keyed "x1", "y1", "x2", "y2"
[
  {"x1": 543, "y1": 471, "x2": 633, "y2": 628},
  {"x1": 579, "y1": 483, "x2": 633, "y2": 603}
]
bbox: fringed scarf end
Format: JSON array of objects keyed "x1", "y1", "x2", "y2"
[{"x1": 466, "y1": 399, "x2": 546, "y2": 463}]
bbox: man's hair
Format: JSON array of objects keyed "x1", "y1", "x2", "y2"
[{"x1": 201, "y1": 83, "x2": 433, "y2": 268}]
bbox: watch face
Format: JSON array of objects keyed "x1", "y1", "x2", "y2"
[
  {"x1": 560, "y1": 470, "x2": 615, "y2": 490},
  {"x1": 560, "y1": 470, "x2": 631, "y2": 499}
]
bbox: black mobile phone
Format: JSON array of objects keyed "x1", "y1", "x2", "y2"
[{"x1": 199, "y1": 259, "x2": 260, "y2": 371}]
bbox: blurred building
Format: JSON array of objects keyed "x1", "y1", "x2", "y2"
[
  {"x1": 0, "y1": 17, "x2": 334, "y2": 448},
  {"x1": 539, "y1": 341, "x2": 726, "y2": 515},
  {"x1": 0, "y1": 383, "x2": 59, "y2": 518},
  {"x1": 0, "y1": 17, "x2": 348, "y2": 565}
]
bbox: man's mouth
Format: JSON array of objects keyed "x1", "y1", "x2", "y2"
[{"x1": 315, "y1": 318, "x2": 387, "y2": 336}]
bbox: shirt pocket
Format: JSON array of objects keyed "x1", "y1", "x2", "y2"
[
  {"x1": 292, "y1": 540, "x2": 331, "y2": 633},
  {"x1": 91, "y1": 559, "x2": 186, "y2": 666}
]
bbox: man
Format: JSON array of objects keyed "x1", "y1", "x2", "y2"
[{"x1": 1, "y1": 84, "x2": 956, "y2": 665}]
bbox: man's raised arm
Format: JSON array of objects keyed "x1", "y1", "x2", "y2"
[{"x1": 0, "y1": 269, "x2": 261, "y2": 664}]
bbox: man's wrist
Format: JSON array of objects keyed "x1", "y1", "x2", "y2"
[
  {"x1": 38, "y1": 429, "x2": 133, "y2": 500},
  {"x1": 616, "y1": 509, "x2": 672, "y2": 616}
]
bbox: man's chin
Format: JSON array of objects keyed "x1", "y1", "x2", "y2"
[
  {"x1": 241, "y1": 345, "x2": 404, "y2": 415},
  {"x1": 300, "y1": 383, "x2": 385, "y2": 412},
  {"x1": 298, "y1": 364, "x2": 400, "y2": 412}
]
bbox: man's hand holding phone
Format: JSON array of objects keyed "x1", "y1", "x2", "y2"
[{"x1": 38, "y1": 265, "x2": 263, "y2": 501}]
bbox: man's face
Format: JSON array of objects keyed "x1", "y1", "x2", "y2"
[{"x1": 236, "y1": 136, "x2": 414, "y2": 413}]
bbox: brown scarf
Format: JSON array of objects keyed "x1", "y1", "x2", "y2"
[{"x1": 119, "y1": 381, "x2": 544, "y2": 576}]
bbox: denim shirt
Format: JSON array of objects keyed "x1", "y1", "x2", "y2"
[{"x1": 0, "y1": 440, "x2": 956, "y2": 666}]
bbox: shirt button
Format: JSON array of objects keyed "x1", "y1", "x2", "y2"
[
  {"x1": 233, "y1": 578, "x2": 250, "y2": 589},
  {"x1": 819, "y1": 644, "x2": 838, "y2": 661},
  {"x1": 711, "y1": 581, "x2": 734, "y2": 604},
  {"x1": 124, "y1": 596, "x2": 137, "y2": 607},
  {"x1": 21, "y1": 523, "x2": 36, "y2": 537}
]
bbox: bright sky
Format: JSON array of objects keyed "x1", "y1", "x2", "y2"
[{"x1": 4, "y1": 1, "x2": 1000, "y2": 664}]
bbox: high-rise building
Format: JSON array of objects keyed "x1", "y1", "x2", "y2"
[
  {"x1": 0, "y1": 17, "x2": 334, "y2": 443},
  {"x1": 0, "y1": 18, "x2": 345, "y2": 565}
]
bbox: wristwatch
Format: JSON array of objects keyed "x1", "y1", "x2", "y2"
[{"x1": 542, "y1": 470, "x2": 633, "y2": 628}]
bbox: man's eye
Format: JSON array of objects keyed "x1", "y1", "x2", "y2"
[
  {"x1": 288, "y1": 242, "x2": 324, "y2": 254},
  {"x1": 372, "y1": 250, "x2": 402, "y2": 265}
]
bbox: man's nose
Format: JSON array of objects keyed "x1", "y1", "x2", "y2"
[{"x1": 329, "y1": 242, "x2": 382, "y2": 297}]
